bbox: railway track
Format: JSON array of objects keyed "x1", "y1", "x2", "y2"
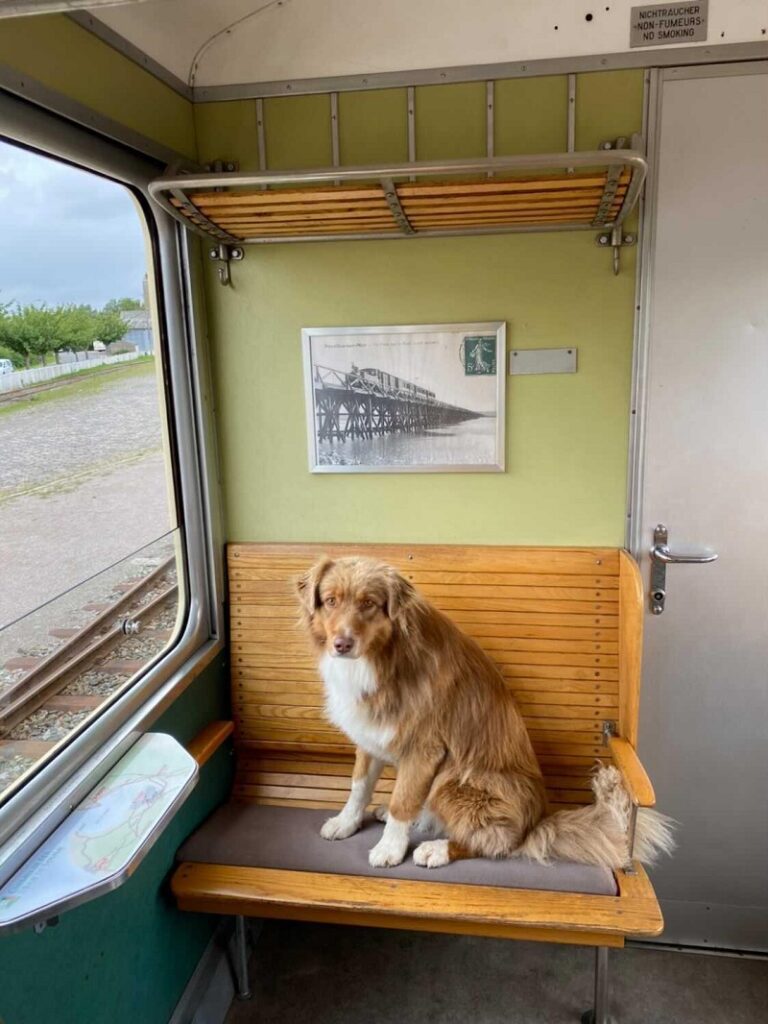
[
  {"x1": 0, "y1": 555, "x2": 178, "y2": 791},
  {"x1": 0, "y1": 359, "x2": 148, "y2": 406}
]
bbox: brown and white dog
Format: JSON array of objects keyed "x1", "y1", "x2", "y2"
[{"x1": 297, "y1": 556, "x2": 674, "y2": 870}]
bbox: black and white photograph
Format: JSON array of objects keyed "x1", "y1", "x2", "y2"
[{"x1": 302, "y1": 323, "x2": 506, "y2": 473}]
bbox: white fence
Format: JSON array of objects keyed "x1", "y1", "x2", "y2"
[{"x1": 0, "y1": 352, "x2": 142, "y2": 394}]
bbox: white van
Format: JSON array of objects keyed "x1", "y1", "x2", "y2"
[{"x1": 0, "y1": 358, "x2": 15, "y2": 376}]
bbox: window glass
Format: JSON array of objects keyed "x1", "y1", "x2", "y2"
[{"x1": 0, "y1": 141, "x2": 182, "y2": 802}]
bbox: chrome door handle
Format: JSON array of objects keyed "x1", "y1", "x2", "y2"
[
  {"x1": 649, "y1": 524, "x2": 718, "y2": 615},
  {"x1": 650, "y1": 545, "x2": 718, "y2": 565}
]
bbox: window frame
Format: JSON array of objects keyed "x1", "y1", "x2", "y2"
[{"x1": 0, "y1": 90, "x2": 224, "y2": 885}]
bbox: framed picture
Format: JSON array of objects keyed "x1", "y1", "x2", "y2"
[{"x1": 302, "y1": 322, "x2": 506, "y2": 473}]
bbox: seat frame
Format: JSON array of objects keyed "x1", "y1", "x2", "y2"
[{"x1": 175, "y1": 543, "x2": 664, "y2": 1024}]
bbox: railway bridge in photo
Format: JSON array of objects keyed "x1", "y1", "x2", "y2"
[{"x1": 313, "y1": 364, "x2": 483, "y2": 443}]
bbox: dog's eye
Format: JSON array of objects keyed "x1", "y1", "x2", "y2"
[
  {"x1": 361, "y1": 599, "x2": 376, "y2": 610},
  {"x1": 324, "y1": 596, "x2": 337, "y2": 608}
]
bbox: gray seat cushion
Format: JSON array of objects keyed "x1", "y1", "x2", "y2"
[{"x1": 177, "y1": 803, "x2": 617, "y2": 896}]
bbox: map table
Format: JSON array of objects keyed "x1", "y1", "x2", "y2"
[{"x1": 0, "y1": 732, "x2": 197, "y2": 933}]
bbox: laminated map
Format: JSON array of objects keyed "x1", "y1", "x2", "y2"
[{"x1": 0, "y1": 732, "x2": 197, "y2": 932}]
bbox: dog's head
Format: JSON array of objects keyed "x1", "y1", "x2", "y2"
[{"x1": 296, "y1": 556, "x2": 415, "y2": 659}]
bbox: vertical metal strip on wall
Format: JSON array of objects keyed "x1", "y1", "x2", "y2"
[
  {"x1": 407, "y1": 85, "x2": 416, "y2": 181},
  {"x1": 486, "y1": 80, "x2": 494, "y2": 177},
  {"x1": 626, "y1": 68, "x2": 658, "y2": 554},
  {"x1": 256, "y1": 97, "x2": 267, "y2": 188},
  {"x1": 330, "y1": 92, "x2": 340, "y2": 185},
  {"x1": 567, "y1": 73, "x2": 576, "y2": 173}
]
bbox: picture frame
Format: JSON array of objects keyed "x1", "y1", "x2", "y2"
[{"x1": 301, "y1": 322, "x2": 506, "y2": 473}]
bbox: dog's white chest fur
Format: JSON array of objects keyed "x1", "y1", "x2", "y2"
[{"x1": 320, "y1": 654, "x2": 394, "y2": 762}]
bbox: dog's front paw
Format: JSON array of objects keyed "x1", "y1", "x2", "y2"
[
  {"x1": 320, "y1": 813, "x2": 360, "y2": 840},
  {"x1": 413, "y1": 839, "x2": 451, "y2": 868},
  {"x1": 368, "y1": 835, "x2": 408, "y2": 868}
]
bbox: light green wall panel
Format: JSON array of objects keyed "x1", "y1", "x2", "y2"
[
  {"x1": 0, "y1": 15, "x2": 196, "y2": 159},
  {"x1": 338, "y1": 89, "x2": 408, "y2": 165},
  {"x1": 206, "y1": 231, "x2": 635, "y2": 546},
  {"x1": 576, "y1": 69, "x2": 645, "y2": 149},
  {"x1": 263, "y1": 94, "x2": 333, "y2": 169},
  {"x1": 415, "y1": 82, "x2": 486, "y2": 160},
  {"x1": 195, "y1": 99, "x2": 261, "y2": 170},
  {"x1": 195, "y1": 69, "x2": 645, "y2": 547},
  {"x1": 494, "y1": 76, "x2": 568, "y2": 155}
]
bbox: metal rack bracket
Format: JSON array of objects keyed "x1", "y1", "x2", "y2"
[
  {"x1": 593, "y1": 135, "x2": 643, "y2": 275},
  {"x1": 208, "y1": 243, "x2": 245, "y2": 286},
  {"x1": 596, "y1": 225, "x2": 637, "y2": 275}
]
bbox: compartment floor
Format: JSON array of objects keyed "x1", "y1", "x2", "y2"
[{"x1": 226, "y1": 920, "x2": 766, "y2": 1024}]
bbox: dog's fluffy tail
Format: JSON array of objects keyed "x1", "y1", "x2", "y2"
[{"x1": 514, "y1": 765, "x2": 676, "y2": 870}]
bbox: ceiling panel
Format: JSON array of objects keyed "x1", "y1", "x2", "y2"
[{"x1": 95, "y1": 0, "x2": 767, "y2": 90}]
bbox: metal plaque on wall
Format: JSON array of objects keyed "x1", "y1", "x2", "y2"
[{"x1": 630, "y1": 1, "x2": 708, "y2": 48}]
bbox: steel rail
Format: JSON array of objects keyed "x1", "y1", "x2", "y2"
[
  {"x1": 0, "y1": 575, "x2": 178, "y2": 736},
  {"x1": 0, "y1": 557, "x2": 175, "y2": 708}
]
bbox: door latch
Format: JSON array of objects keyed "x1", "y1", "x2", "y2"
[{"x1": 649, "y1": 523, "x2": 718, "y2": 614}]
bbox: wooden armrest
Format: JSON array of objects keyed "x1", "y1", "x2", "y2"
[
  {"x1": 187, "y1": 721, "x2": 234, "y2": 767},
  {"x1": 607, "y1": 737, "x2": 655, "y2": 807}
]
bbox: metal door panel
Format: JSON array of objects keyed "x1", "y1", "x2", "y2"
[{"x1": 635, "y1": 67, "x2": 768, "y2": 950}]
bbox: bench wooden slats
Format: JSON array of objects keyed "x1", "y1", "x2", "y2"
[
  {"x1": 233, "y1": 581, "x2": 619, "y2": 602},
  {"x1": 231, "y1": 568, "x2": 620, "y2": 588},
  {"x1": 234, "y1": 668, "x2": 619, "y2": 694},
  {"x1": 232, "y1": 682, "x2": 618, "y2": 706},
  {"x1": 223, "y1": 544, "x2": 647, "y2": 826},
  {"x1": 230, "y1": 543, "x2": 619, "y2": 571}
]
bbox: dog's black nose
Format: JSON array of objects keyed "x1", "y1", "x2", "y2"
[{"x1": 333, "y1": 636, "x2": 354, "y2": 655}]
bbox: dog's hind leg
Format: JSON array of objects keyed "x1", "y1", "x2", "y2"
[
  {"x1": 413, "y1": 768, "x2": 544, "y2": 867},
  {"x1": 413, "y1": 838, "x2": 471, "y2": 868}
]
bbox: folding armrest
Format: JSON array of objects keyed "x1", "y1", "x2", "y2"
[
  {"x1": 607, "y1": 736, "x2": 656, "y2": 807},
  {"x1": 186, "y1": 720, "x2": 234, "y2": 767}
]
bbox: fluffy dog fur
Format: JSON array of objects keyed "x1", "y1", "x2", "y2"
[{"x1": 297, "y1": 555, "x2": 675, "y2": 871}]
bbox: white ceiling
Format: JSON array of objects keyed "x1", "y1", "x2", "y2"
[{"x1": 94, "y1": 0, "x2": 767, "y2": 89}]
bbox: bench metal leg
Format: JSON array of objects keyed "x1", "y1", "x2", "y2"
[
  {"x1": 580, "y1": 947, "x2": 616, "y2": 1024},
  {"x1": 234, "y1": 915, "x2": 252, "y2": 1001}
]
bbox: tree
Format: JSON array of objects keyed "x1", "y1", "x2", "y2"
[
  {"x1": 104, "y1": 297, "x2": 142, "y2": 313},
  {"x1": 54, "y1": 304, "x2": 99, "y2": 355},
  {"x1": 0, "y1": 304, "x2": 59, "y2": 367},
  {"x1": 0, "y1": 303, "x2": 21, "y2": 367},
  {"x1": 0, "y1": 302, "x2": 131, "y2": 367},
  {"x1": 94, "y1": 308, "x2": 129, "y2": 346}
]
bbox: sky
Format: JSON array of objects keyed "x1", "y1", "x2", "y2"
[
  {"x1": 310, "y1": 330, "x2": 499, "y2": 413},
  {"x1": 0, "y1": 140, "x2": 147, "y2": 310}
]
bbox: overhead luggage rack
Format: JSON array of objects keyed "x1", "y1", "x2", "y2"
[{"x1": 150, "y1": 143, "x2": 645, "y2": 244}]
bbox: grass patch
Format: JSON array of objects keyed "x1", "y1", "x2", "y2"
[{"x1": 0, "y1": 357, "x2": 156, "y2": 418}]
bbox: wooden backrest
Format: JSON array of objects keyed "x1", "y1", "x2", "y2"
[{"x1": 228, "y1": 544, "x2": 643, "y2": 812}]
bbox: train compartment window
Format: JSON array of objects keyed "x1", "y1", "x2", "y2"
[{"x1": 0, "y1": 140, "x2": 185, "y2": 806}]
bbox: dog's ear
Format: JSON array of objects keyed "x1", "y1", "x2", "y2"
[
  {"x1": 296, "y1": 556, "x2": 335, "y2": 616},
  {"x1": 384, "y1": 566, "x2": 416, "y2": 625}
]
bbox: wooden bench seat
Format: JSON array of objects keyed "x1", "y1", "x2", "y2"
[{"x1": 172, "y1": 543, "x2": 663, "y2": 1022}]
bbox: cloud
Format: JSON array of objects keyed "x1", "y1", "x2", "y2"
[{"x1": 0, "y1": 141, "x2": 147, "y2": 309}]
